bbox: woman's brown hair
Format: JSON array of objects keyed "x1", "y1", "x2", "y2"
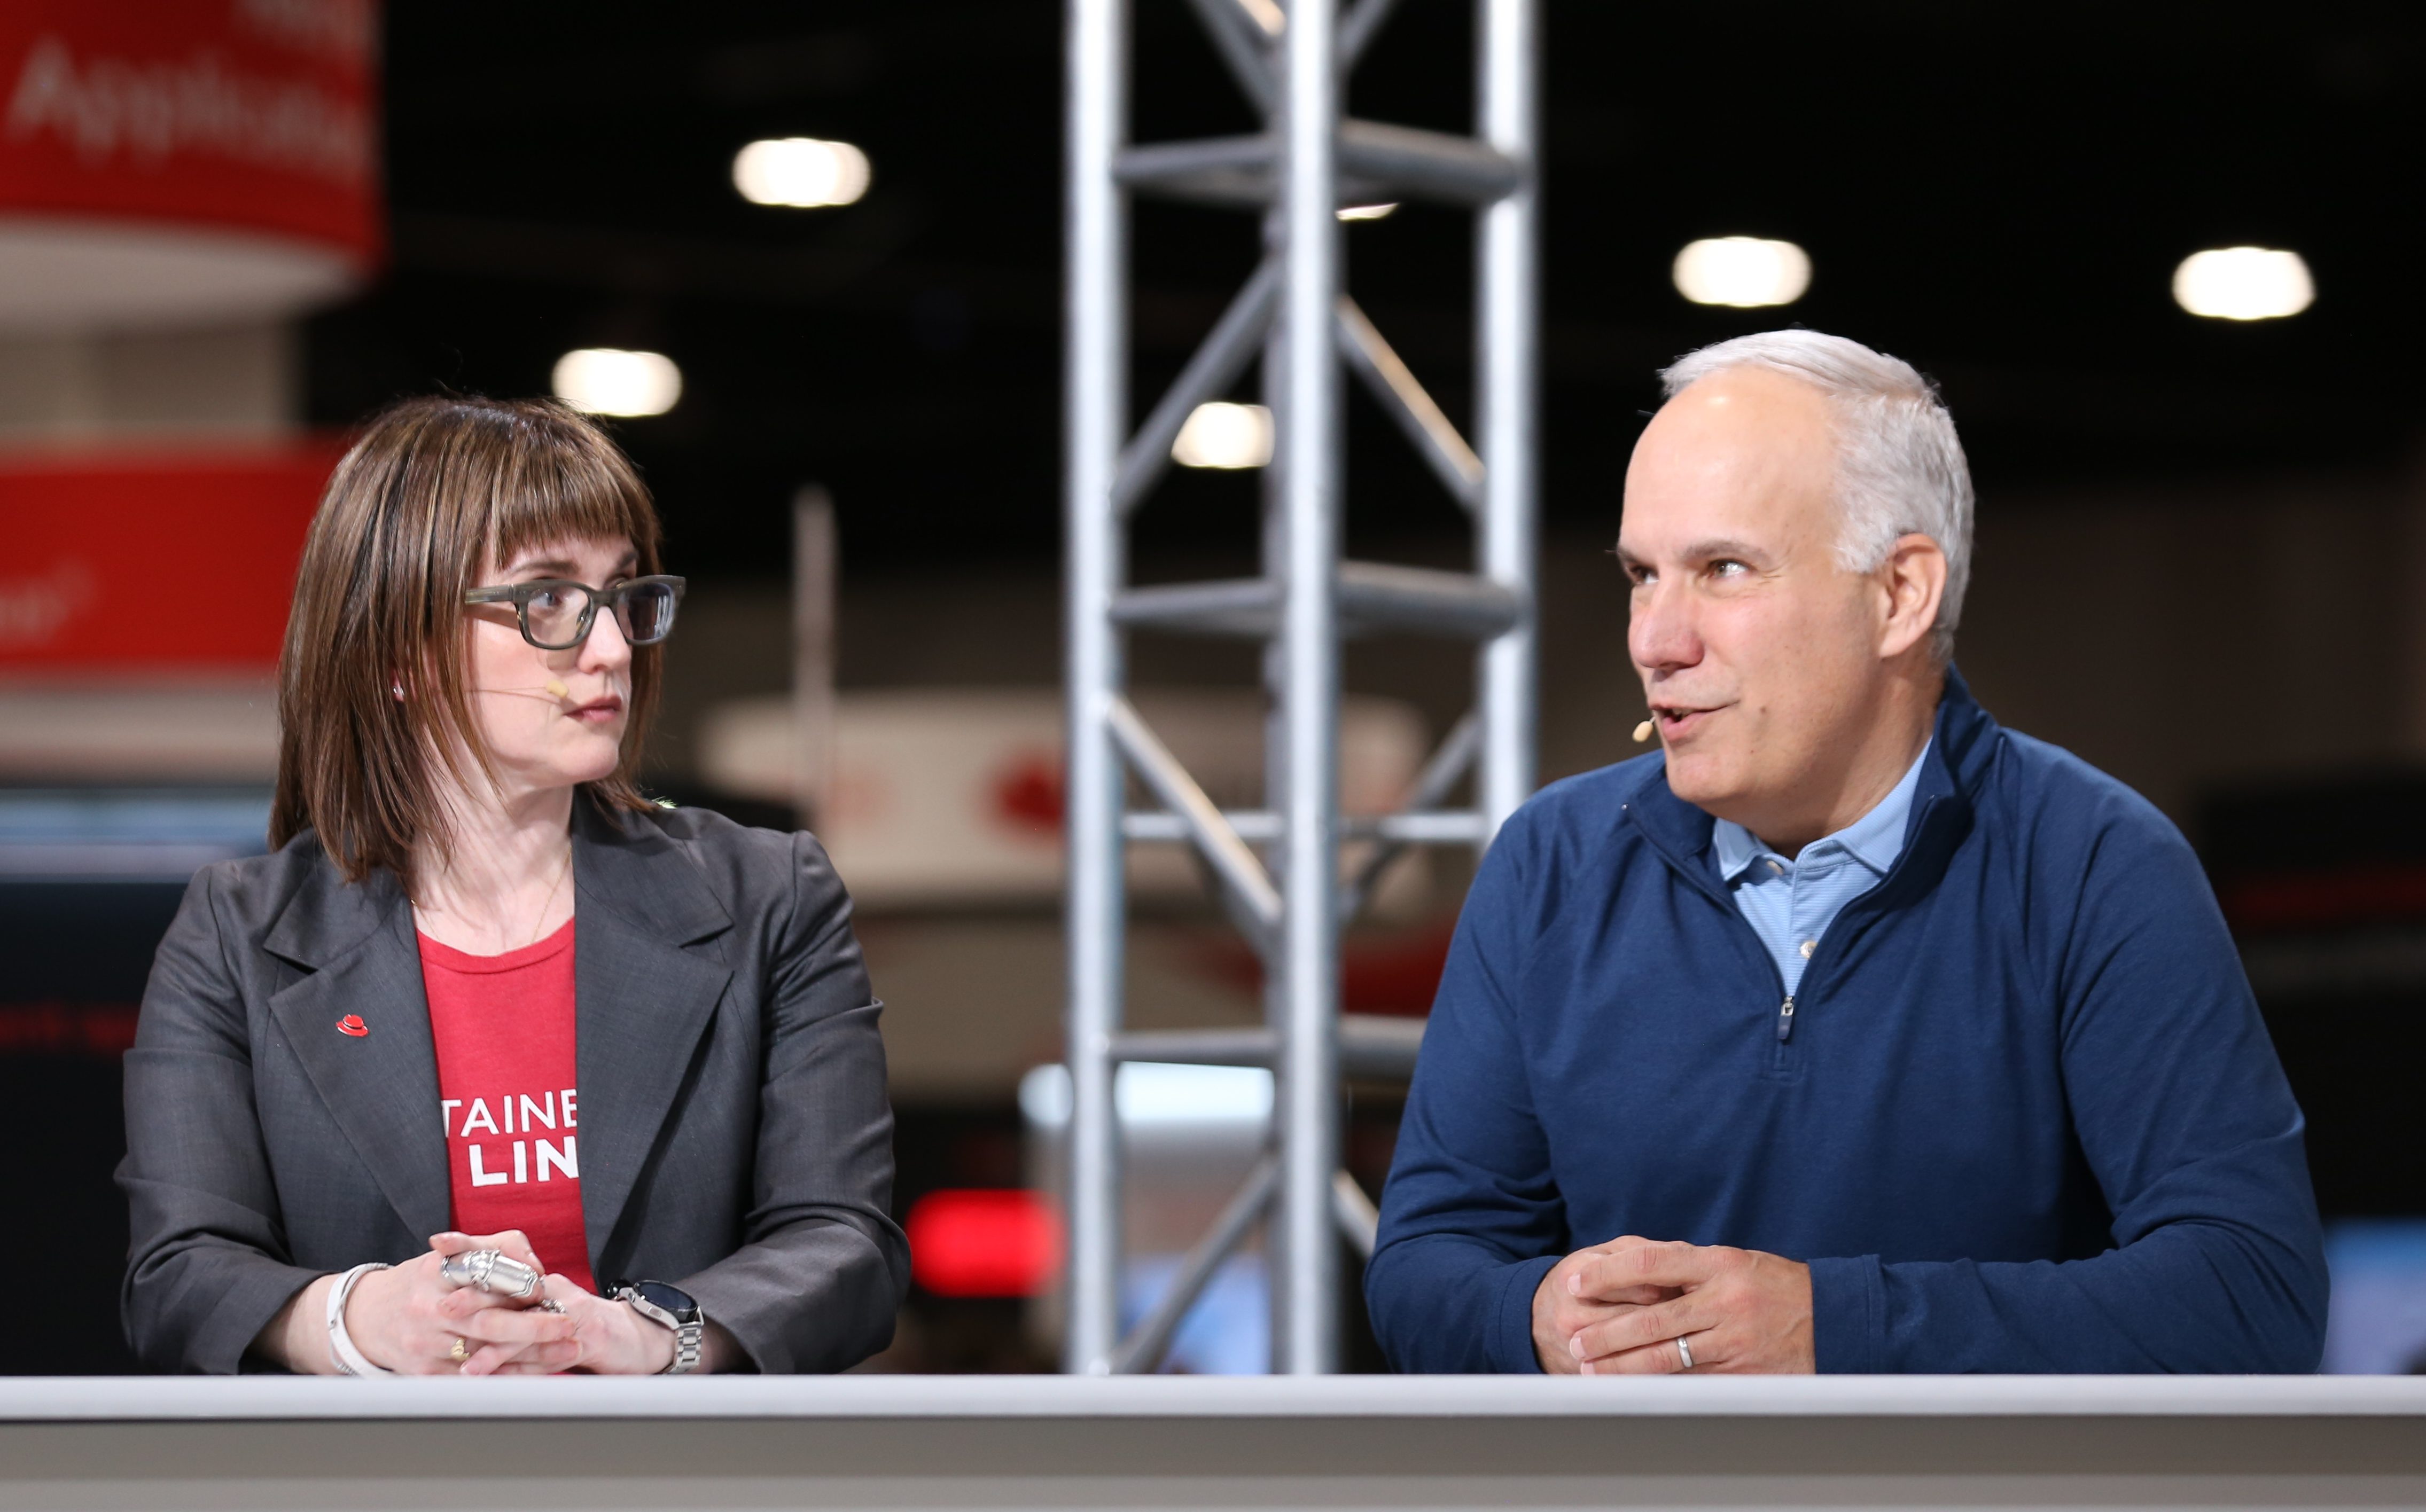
[{"x1": 270, "y1": 395, "x2": 665, "y2": 885}]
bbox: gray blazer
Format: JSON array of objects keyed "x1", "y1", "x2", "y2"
[{"x1": 118, "y1": 797, "x2": 908, "y2": 1374}]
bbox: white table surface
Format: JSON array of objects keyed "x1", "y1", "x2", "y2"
[
  {"x1": 0, "y1": 1371, "x2": 2421, "y2": 1420},
  {"x1": 1, "y1": 1374, "x2": 2419, "y2": 1511}
]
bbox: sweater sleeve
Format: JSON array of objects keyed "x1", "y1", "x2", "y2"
[
  {"x1": 1366, "y1": 822, "x2": 1567, "y2": 1373},
  {"x1": 1811, "y1": 798, "x2": 2329, "y2": 1373}
]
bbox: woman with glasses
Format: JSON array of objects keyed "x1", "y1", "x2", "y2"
[{"x1": 119, "y1": 396, "x2": 907, "y2": 1375}]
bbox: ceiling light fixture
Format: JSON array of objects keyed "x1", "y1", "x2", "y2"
[
  {"x1": 733, "y1": 137, "x2": 872, "y2": 208},
  {"x1": 1236, "y1": 0, "x2": 1284, "y2": 37},
  {"x1": 1672, "y1": 236, "x2": 1812, "y2": 308},
  {"x1": 552, "y1": 348, "x2": 682, "y2": 418},
  {"x1": 1171, "y1": 402, "x2": 1274, "y2": 470},
  {"x1": 2172, "y1": 247, "x2": 2314, "y2": 321}
]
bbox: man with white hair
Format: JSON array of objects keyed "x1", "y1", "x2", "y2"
[{"x1": 1367, "y1": 331, "x2": 2326, "y2": 1374}]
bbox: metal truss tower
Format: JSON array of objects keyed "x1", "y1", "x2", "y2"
[{"x1": 1063, "y1": 0, "x2": 1538, "y2": 1374}]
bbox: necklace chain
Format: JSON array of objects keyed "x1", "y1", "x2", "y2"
[
  {"x1": 415, "y1": 842, "x2": 573, "y2": 954},
  {"x1": 523, "y1": 844, "x2": 574, "y2": 950}
]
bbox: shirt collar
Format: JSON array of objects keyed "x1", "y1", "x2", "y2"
[{"x1": 1711, "y1": 738, "x2": 1933, "y2": 883}]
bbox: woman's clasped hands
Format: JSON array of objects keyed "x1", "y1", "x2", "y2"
[{"x1": 340, "y1": 1231, "x2": 677, "y2": 1376}]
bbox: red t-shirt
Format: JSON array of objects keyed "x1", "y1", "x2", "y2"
[{"x1": 418, "y1": 918, "x2": 596, "y2": 1294}]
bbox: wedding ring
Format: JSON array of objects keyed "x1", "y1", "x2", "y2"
[
  {"x1": 448, "y1": 1336, "x2": 469, "y2": 1364},
  {"x1": 1675, "y1": 1334, "x2": 1695, "y2": 1372}
]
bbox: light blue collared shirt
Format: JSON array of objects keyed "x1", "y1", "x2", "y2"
[{"x1": 1711, "y1": 741, "x2": 1931, "y2": 997}]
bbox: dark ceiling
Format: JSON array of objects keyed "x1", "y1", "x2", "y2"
[{"x1": 307, "y1": 1, "x2": 2426, "y2": 576}]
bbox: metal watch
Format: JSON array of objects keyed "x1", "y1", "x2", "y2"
[{"x1": 612, "y1": 1280, "x2": 705, "y2": 1374}]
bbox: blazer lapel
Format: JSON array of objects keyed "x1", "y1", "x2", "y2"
[
  {"x1": 263, "y1": 860, "x2": 451, "y2": 1242},
  {"x1": 570, "y1": 801, "x2": 735, "y2": 1275}
]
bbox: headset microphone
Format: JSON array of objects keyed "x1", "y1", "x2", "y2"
[
  {"x1": 1634, "y1": 718, "x2": 1655, "y2": 743},
  {"x1": 545, "y1": 680, "x2": 570, "y2": 699}
]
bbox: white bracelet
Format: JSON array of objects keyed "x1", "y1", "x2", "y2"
[{"x1": 325, "y1": 1262, "x2": 393, "y2": 1376}]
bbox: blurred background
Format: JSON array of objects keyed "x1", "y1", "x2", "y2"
[{"x1": 3, "y1": 0, "x2": 2424, "y2": 1374}]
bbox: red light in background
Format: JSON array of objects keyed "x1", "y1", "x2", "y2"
[
  {"x1": 906, "y1": 1188, "x2": 1061, "y2": 1298},
  {"x1": 0, "y1": 1002, "x2": 136, "y2": 1056},
  {"x1": 991, "y1": 753, "x2": 1065, "y2": 835}
]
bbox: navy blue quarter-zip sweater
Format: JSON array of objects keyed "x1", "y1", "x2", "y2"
[{"x1": 1367, "y1": 670, "x2": 2327, "y2": 1374}]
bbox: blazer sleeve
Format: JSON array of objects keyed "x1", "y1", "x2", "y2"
[
  {"x1": 673, "y1": 829, "x2": 910, "y2": 1372},
  {"x1": 118, "y1": 866, "x2": 323, "y2": 1373}
]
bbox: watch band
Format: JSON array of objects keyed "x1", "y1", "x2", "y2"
[
  {"x1": 614, "y1": 1284, "x2": 705, "y2": 1374},
  {"x1": 326, "y1": 1262, "x2": 393, "y2": 1376},
  {"x1": 666, "y1": 1318, "x2": 704, "y2": 1375}
]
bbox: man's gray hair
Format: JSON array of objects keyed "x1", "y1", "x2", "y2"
[{"x1": 1661, "y1": 330, "x2": 1974, "y2": 659}]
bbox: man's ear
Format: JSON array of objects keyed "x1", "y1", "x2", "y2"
[{"x1": 1875, "y1": 533, "x2": 1948, "y2": 660}]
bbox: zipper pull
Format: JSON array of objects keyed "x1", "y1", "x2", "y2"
[{"x1": 1776, "y1": 996, "x2": 1796, "y2": 1043}]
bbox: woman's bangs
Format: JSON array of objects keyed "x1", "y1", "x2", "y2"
[{"x1": 487, "y1": 450, "x2": 659, "y2": 573}]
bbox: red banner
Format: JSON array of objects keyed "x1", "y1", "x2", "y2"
[
  {"x1": 0, "y1": 1, "x2": 379, "y2": 264},
  {"x1": 0, "y1": 441, "x2": 345, "y2": 673}
]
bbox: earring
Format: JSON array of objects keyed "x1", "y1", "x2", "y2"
[{"x1": 391, "y1": 683, "x2": 404, "y2": 701}]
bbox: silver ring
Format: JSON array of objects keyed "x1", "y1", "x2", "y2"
[
  {"x1": 439, "y1": 1248, "x2": 542, "y2": 1300},
  {"x1": 1675, "y1": 1334, "x2": 1695, "y2": 1372}
]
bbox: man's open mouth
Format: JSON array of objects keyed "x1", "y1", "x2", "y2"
[{"x1": 1652, "y1": 703, "x2": 1727, "y2": 738}]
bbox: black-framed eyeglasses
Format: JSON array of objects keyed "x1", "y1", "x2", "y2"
[{"x1": 463, "y1": 575, "x2": 688, "y2": 651}]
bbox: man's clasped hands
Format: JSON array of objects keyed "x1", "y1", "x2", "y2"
[{"x1": 1531, "y1": 1236, "x2": 1817, "y2": 1374}]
